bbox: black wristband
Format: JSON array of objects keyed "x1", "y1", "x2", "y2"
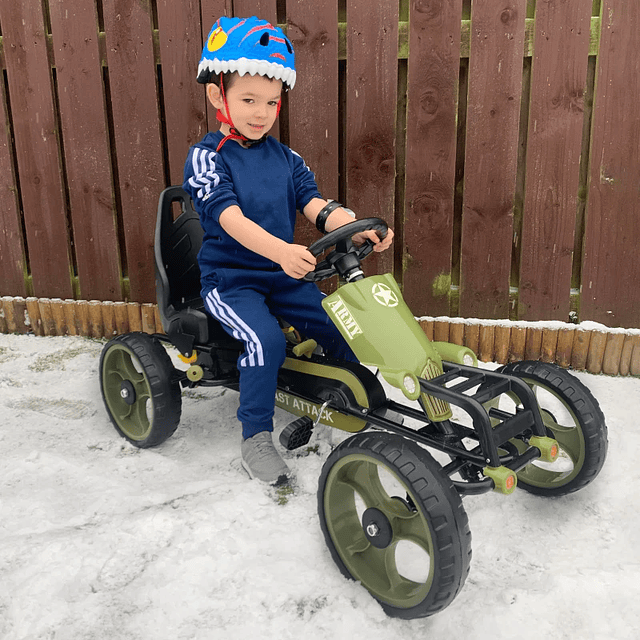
[{"x1": 315, "y1": 201, "x2": 343, "y2": 234}]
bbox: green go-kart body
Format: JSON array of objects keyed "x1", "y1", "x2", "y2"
[
  {"x1": 99, "y1": 186, "x2": 608, "y2": 620},
  {"x1": 274, "y1": 272, "x2": 469, "y2": 432}
]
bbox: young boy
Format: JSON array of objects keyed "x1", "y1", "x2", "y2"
[{"x1": 183, "y1": 16, "x2": 394, "y2": 485}]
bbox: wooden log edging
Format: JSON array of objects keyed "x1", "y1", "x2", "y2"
[
  {"x1": 0, "y1": 296, "x2": 164, "y2": 341},
  {"x1": 418, "y1": 316, "x2": 640, "y2": 377},
  {"x1": 1, "y1": 296, "x2": 639, "y2": 377}
]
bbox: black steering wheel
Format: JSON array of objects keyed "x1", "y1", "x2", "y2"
[{"x1": 303, "y1": 217, "x2": 388, "y2": 282}]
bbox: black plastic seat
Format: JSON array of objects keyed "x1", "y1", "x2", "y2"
[{"x1": 154, "y1": 186, "x2": 231, "y2": 356}]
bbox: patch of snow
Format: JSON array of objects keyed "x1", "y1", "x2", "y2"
[{"x1": 0, "y1": 333, "x2": 639, "y2": 639}]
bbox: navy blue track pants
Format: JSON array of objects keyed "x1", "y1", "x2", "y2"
[{"x1": 203, "y1": 269, "x2": 356, "y2": 439}]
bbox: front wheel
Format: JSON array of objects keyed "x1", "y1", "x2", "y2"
[
  {"x1": 100, "y1": 332, "x2": 182, "y2": 447},
  {"x1": 497, "y1": 361, "x2": 608, "y2": 496},
  {"x1": 318, "y1": 432, "x2": 471, "y2": 619}
]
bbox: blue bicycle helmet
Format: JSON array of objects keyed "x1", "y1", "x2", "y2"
[{"x1": 197, "y1": 16, "x2": 296, "y2": 90}]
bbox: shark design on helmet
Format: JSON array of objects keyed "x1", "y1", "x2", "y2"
[{"x1": 197, "y1": 16, "x2": 296, "y2": 90}]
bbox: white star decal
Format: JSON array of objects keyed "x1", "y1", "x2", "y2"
[{"x1": 372, "y1": 283, "x2": 399, "y2": 308}]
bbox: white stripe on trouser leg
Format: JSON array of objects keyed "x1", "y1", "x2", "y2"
[
  {"x1": 205, "y1": 291, "x2": 256, "y2": 367},
  {"x1": 205, "y1": 289, "x2": 264, "y2": 367},
  {"x1": 205, "y1": 292, "x2": 256, "y2": 367}
]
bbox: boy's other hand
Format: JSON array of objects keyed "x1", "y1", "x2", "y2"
[
  {"x1": 352, "y1": 228, "x2": 394, "y2": 253},
  {"x1": 279, "y1": 244, "x2": 317, "y2": 279}
]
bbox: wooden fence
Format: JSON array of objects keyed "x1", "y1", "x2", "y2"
[{"x1": 0, "y1": 0, "x2": 639, "y2": 330}]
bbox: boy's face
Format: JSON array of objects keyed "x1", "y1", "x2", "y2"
[{"x1": 207, "y1": 73, "x2": 283, "y2": 142}]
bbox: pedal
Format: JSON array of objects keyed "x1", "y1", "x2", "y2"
[
  {"x1": 279, "y1": 416, "x2": 314, "y2": 450},
  {"x1": 292, "y1": 339, "x2": 318, "y2": 358}
]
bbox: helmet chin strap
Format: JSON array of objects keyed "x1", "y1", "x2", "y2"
[{"x1": 215, "y1": 73, "x2": 281, "y2": 152}]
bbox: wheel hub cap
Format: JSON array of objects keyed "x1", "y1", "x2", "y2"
[
  {"x1": 362, "y1": 507, "x2": 393, "y2": 549},
  {"x1": 120, "y1": 380, "x2": 136, "y2": 405}
]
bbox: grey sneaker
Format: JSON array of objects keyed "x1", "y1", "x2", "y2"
[{"x1": 241, "y1": 431, "x2": 291, "y2": 485}]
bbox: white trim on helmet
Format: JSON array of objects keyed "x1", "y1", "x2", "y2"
[{"x1": 197, "y1": 56, "x2": 296, "y2": 90}]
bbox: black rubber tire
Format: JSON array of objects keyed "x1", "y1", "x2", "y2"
[
  {"x1": 318, "y1": 432, "x2": 471, "y2": 619},
  {"x1": 99, "y1": 332, "x2": 182, "y2": 448},
  {"x1": 498, "y1": 361, "x2": 608, "y2": 496}
]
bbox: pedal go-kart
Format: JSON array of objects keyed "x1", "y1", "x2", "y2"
[{"x1": 99, "y1": 186, "x2": 608, "y2": 619}]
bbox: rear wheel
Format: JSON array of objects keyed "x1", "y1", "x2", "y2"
[
  {"x1": 318, "y1": 432, "x2": 471, "y2": 619},
  {"x1": 100, "y1": 332, "x2": 182, "y2": 447},
  {"x1": 496, "y1": 361, "x2": 608, "y2": 496}
]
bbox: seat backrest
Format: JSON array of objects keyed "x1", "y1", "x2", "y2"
[
  {"x1": 155, "y1": 186, "x2": 203, "y2": 314},
  {"x1": 154, "y1": 186, "x2": 243, "y2": 356}
]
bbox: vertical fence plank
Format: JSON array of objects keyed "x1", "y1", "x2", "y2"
[
  {"x1": 0, "y1": 1, "x2": 73, "y2": 298},
  {"x1": 518, "y1": 1, "x2": 591, "y2": 321},
  {"x1": 199, "y1": 1, "x2": 232, "y2": 133},
  {"x1": 156, "y1": 0, "x2": 209, "y2": 185},
  {"x1": 0, "y1": 73, "x2": 26, "y2": 296},
  {"x1": 582, "y1": 0, "x2": 640, "y2": 328},
  {"x1": 403, "y1": 0, "x2": 462, "y2": 317},
  {"x1": 199, "y1": 1, "x2": 231, "y2": 33},
  {"x1": 346, "y1": 0, "x2": 398, "y2": 276},
  {"x1": 233, "y1": 1, "x2": 277, "y2": 22},
  {"x1": 49, "y1": 0, "x2": 123, "y2": 302},
  {"x1": 460, "y1": 1, "x2": 525, "y2": 318},
  {"x1": 102, "y1": 0, "x2": 165, "y2": 303},
  {"x1": 287, "y1": 0, "x2": 339, "y2": 250}
]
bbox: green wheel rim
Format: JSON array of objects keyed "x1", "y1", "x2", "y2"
[
  {"x1": 102, "y1": 343, "x2": 153, "y2": 441},
  {"x1": 507, "y1": 382, "x2": 586, "y2": 488},
  {"x1": 323, "y1": 453, "x2": 436, "y2": 609}
]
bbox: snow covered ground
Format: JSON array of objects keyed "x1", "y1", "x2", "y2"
[{"x1": 1, "y1": 332, "x2": 639, "y2": 640}]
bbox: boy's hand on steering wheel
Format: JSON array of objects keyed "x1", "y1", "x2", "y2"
[
  {"x1": 279, "y1": 243, "x2": 317, "y2": 279},
  {"x1": 352, "y1": 228, "x2": 395, "y2": 252}
]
